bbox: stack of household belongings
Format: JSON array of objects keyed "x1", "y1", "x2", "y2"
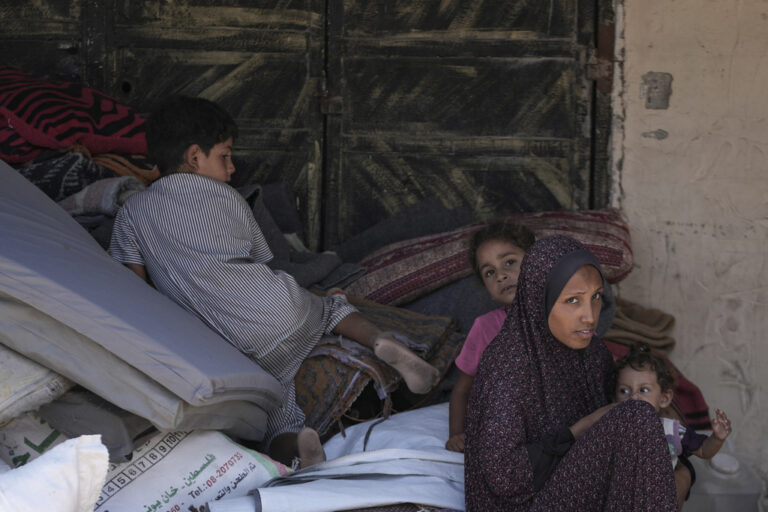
[{"x1": 0, "y1": 160, "x2": 283, "y2": 459}]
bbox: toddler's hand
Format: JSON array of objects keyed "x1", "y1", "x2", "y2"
[
  {"x1": 711, "y1": 408, "x2": 732, "y2": 441},
  {"x1": 446, "y1": 433, "x2": 465, "y2": 453}
]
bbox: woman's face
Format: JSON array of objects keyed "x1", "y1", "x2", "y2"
[{"x1": 547, "y1": 264, "x2": 603, "y2": 350}]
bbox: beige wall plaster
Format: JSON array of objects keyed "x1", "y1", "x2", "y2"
[{"x1": 612, "y1": 0, "x2": 768, "y2": 506}]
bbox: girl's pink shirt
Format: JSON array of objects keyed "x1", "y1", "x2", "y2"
[{"x1": 454, "y1": 307, "x2": 507, "y2": 376}]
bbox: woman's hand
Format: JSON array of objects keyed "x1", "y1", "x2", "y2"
[
  {"x1": 569, "y1": 403, "x2": 617, "y2": 440},
  {"x1": 446, "y1": 433, "x2": 466, "y2": 453}
]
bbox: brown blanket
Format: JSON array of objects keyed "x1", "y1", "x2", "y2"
[{"x1": 604, "y1": 297, "x2": 676, "y2": 353}]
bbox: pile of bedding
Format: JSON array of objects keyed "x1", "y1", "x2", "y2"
[{"x1": 0, "y1": 161, "x2": 283, "y2": 443}]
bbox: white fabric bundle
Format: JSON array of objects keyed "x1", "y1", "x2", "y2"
[{"x1": 0, "y1": 435, "x2": 108, "y2": 512}]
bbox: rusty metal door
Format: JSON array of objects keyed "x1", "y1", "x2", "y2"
[{"x1": 321, "y1": 0, "x2": 606, "y2": 247}]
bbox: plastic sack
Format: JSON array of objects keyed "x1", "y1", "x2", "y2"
[
  {"x1": 0, "y1": 434, "x2": 108, "y2": 512},
  {"x1": 94, "y1": 430, "x2": 290, "y2": 512}
]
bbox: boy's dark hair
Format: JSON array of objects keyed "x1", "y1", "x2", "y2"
[
  {"x1": 611, "y1": 342, "x2": 677, "y2": 393},
  {"x1": 146, "y1": 95, "x2": 238, "y2": 176},
  {"x1": 468, "y1": 219, "x2": 536, "y2": 278}
]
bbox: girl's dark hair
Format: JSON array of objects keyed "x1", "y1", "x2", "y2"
[
  {"x1": 146, "y1": 95, "x2": 239, "y2": 176},
  {"x1": 468, "y1": 219, "x2": 536, "y2": 278},
  {"x1": 611, "y1": 342, "x2": 677, "y2": 393}
]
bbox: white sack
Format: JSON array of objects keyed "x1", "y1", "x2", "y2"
[
  {"x1": 0, "y1": 434, "x2": 108, "y2": 512},
  {"x1": 94, "y1": 430, "x2": 290, "y2": 512}
]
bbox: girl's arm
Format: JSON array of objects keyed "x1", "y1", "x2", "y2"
[
  {"x1": 125, "y1": 263, "x2": 148, "y2": 283},
  {"x1": 693, "y1": 408, "x2": 731, "y2": 459},
  {"x1": 446, "y1": 371, "x2": 474, "y2": 452}
]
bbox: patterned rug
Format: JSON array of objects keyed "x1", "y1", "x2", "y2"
[{"x1": 294, "y1": 297, "x2": 464, "y2": 439}]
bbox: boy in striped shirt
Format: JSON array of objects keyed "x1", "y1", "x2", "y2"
[{"x1": 109, "y1": 96, "x2": 439, "y2": 468}]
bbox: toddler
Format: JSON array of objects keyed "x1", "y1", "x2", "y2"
[
  {"x1": 109, "y1": 96, "x2": 439, "y2": 468},
  {"x1": 613, "y1": 343, "x2": 732, "y2": 509},
  {"x1": 445, "y1": 220, "x2": 535, "y2": 452}
]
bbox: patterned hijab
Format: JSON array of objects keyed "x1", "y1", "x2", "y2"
[{"x1": 500, "y1": 234, "x2": 615, "y2": 433}]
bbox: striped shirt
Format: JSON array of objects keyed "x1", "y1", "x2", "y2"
[{"x1": 110, "y1": 173, "x2": 356, "y2": 441}]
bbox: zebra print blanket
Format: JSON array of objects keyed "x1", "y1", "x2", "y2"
[{"x1": 0, "y1": 66, "x2": 146, "y2": 164}]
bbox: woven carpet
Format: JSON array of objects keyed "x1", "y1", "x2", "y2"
[{"x1": 294, "y1": 297, "x2": 463, "y2": 439}]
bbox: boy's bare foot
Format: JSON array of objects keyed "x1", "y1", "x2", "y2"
[
  {"x1": 297, "y1": 427, "x2": 326, "y2": 469},
  {"x1": 373, "y1": 334, "x2": 440, "y2": 394}
]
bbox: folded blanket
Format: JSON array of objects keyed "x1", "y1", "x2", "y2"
[
  {"x1": 604, "y1": 297, "x2": 676, "y2": 352},
  {"x1": 0, "y1": 65, "x2": 146, "y2": 164},
  {"x1": 15, "y1": 152, "x2": 117, "y2": 202},
  {"x1": 58, "y1": 176, "x2": 145, "y2": 217}
]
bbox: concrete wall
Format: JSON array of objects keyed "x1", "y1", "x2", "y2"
[{"x1": 612, "y1": 0, "x2": 768, "y2": 506}]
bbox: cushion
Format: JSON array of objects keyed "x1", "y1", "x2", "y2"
[
  {"x1": 344, "y1": 208, "x2": 633, "y2": 306},
  {"x1": 0, "y1": 66, "x2": 146, "y2": 164},
  {"x1": 332, "y1": 197, "x2": 474, "y2": 264},
  {"x1": 403, "y1": 274, "x2": 499, "y2": 335},
  {"x1": 0, "y1": 291, "x2": 271, "y2": 440}
]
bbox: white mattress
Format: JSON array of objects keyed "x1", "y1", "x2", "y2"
[{"x1": 0, "y1": 161, "x2": 282, "y2": 438}]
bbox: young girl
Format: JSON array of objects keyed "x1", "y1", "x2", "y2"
[
  {"x1": 612, "y1": 343, "x2": 733, "y2": 510},
  {"x1": 109, "y1": 96, "x2": 440, "y2": 468},
  {"x1": 445, "y1": 220, "x2": 535, "y2": 452}
]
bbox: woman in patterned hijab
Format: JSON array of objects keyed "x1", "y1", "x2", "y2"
[{"x1": 465, "y1": 235, "x2": 677, "y2": 511}]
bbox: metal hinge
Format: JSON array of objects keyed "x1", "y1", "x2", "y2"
[{"x1": 586, "y1": 52, "x2": 612, "y2": 81}]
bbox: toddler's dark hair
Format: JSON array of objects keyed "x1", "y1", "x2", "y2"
[
  {"x1": 146, "y1": 95, "x2": 238, "y2": 176},
  {"x1": 611, "y1": 342, "x2": 677, "y2": 393},
  {"x1": 468, "y1": 219, "x2": 535, "y2": 278}
]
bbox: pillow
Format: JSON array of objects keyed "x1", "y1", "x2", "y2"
[
  {"x1": 345, "y1": 208, "x2": 633, "y2": 306},
  {"x1": 0, "y1": 66, "x2": 147, "y2": 164}
]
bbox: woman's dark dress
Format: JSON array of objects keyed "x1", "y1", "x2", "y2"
[{"x1": 464, "y1": 235, "x2": 677, "y2": 511}]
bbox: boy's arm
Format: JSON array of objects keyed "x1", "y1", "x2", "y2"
[
  {"x1": 446, "y1": 371, "x2": 474, "y2": 452},
  {"x1": 124, "y1": 263, "x2": 148, "y2": 283}
]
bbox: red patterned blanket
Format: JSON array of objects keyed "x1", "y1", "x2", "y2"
[{"x1": 0, "y1": 66, "x2": 146, "y2": 164}]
